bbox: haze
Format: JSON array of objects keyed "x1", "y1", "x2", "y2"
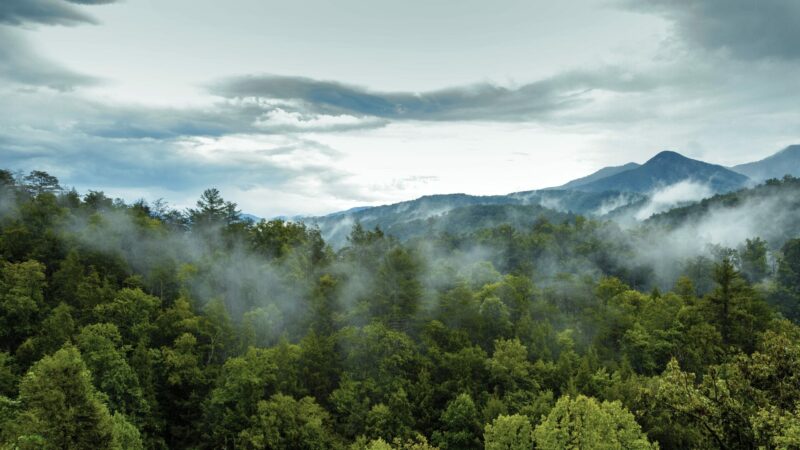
[{"x1": 2, "y1": 0, "x2": 799, "y2": 216}]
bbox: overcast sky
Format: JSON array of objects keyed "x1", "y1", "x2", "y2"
[{"x1": 2, "y1": 0, "x2": 799, "y2": 217}]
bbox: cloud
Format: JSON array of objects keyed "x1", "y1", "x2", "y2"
[
  {"x1": 65, "y1": 0, "x2": 119, "y2": 4},
  {"x1": 626, "y1": 0, "x2": 800, "y2": 61},
  {"x1": 210, "y1": 68, "x2": 665, "y2": 122},
  {"x1": 0, "y1": 0, "x2": 118, "y2": 90},
  {"x1": 1, "y1": 0, "x2": 797, "y2": 218},
  {"x1": 0, "y1": 89, "x2": 383, "y2": 216},
  {"x1": 0, "y1": 28, "x2": 97, "y2": 89},
  {"x1": 634, "y1": 180, "x2": 713, "y2": 220},
  {"x1": 0, "y1": 0, "x2": 102, "y2": 26}
]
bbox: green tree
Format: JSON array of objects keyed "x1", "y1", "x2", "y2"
[
  {"x1": 309, "y1": 274, "x2": 340, "y2": 336},
  {"x1": 329, "y1": 376, "x2": 371, "y2": 440},
  {"x1": 488, "y1": 338, "x2": 535, "y2": 394},
  {"x1": 239, "y1": 394, "x2": 335, "y2": 450},
  {"x1": 365, "y1": 388, "x2": 414, "y2": 443},
  {"x1": 111, "y1": 412, "x2": 145, "y2": 450},
  {"x1": 0, "y1": 169, "x2": 15, "y2": 188},
  {"x1": 533, "y1": 395, "x2": 657, "y2": 450},
  {"x1": 76, "y1": 323, "x2": 148, "y2": 420},
  {"x1": 702, "y1": 257, "x2": 771, "y2": 350},
  {"x1": 250, "y1": 219, "x2": 311, "y2": 259},
  {"x1": 22, "y1": 170, "x2": 61, "y2": 197},
  {"x1": 0, "y1": 260, "x2": 46, "y2": 351},
  {"x1": 478, "y1": 297, "x2": 512, "y2": 348},
  {"x1": 0, "y1": 352, "x2": 17, "y2": 397},
  {"x1": 739, "y1": 237, "x2": 769, "y2": 283},
  {"x1": 355, "y1": 435, "x2": 439, "y2": 450},
  {"x1": 483, "y1": 414, "x2": 532, "y2": 450},
  {"x1": 93, "y1": 287, "x2": 161, "y2": 344},
  {"x1": 645, "y1": 329, "x2": 800, "y2": 449},
  {"x1": 373, "y1": 247, "x2": 422, "y2": 331},
  {"x1": 161, "y1": 333, "x2": 208, "y2": 448},
  {"x1": 202, "y1": 297, "x2": 236, "y2": 365},
  {"x1": 187, "y1": 188, "x2": 241, "y2": 228},
  {"x1": 432, "y1": 393, "x2": 482, "y2": 450},
  {"x1": 204, "y1": 347, "x2": 278, "y2": 446},
  {"x1": 14, "y1": 302, "x2": 75, "y2": 367},
  {"x1": 2, "y1": 346, "x2": 142, "y2": 450},
  {"x1": 774, "y1": 238, "x2": 800, "y2": 320}
]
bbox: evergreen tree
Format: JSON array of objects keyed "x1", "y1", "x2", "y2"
[{"x1": 2, "y1": 346, "x2": 142, "y2": 450}]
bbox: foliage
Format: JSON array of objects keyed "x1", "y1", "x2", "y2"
[
  {"x1": 533, "y1": 395, "x2": 658, "y2": 449},
  {"x1": 483, "y1": 414, "x2": 533, "y2": 450},
  {"x1": 0, "y1": 171, "x2": 798, "y2": 449}
]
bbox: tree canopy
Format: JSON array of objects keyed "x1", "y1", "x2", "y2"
[{"x1": 0, "y1": 170, "x2": 798, "y2": 449}]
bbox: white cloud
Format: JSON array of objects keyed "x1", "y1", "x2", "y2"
[{"x1": 635, "y1": 180, "x2": 714, "y2": 220}]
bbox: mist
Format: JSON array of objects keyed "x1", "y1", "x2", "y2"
[{"x1": 634, "y1": 180, "x2": 714, "y2": 221}]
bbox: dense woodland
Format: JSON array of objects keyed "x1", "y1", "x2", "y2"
[{"x1": 1, "y1": 169, "x2": 800, "y2": 449}]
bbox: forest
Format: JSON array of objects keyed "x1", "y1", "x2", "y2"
[{"x1": 1, "y1": 169, "x2": 800, "y2": 449}]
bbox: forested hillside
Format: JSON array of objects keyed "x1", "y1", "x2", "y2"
[
  {"x1": 1, "y1": 169, "x2": 800, "y2": 449},
  {"x1": 305, "y1": 190, "x2": 645, "y2": 247},
  {"x1": 648, "y1": 175, "x2": 800, "y2": 234}
]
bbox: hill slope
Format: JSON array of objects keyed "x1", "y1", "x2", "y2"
[
  {"x1": 552, "y1": 162, "x2": 641, "y2": 190},
  {"x1": 573, "y1": 151, "x2": 749, "y2": 194},
  {"x1": 304, "y1": 190, "x2": 644, "y2": 246},
  {"x1": 732, "y1": 145, "x2": 800, "y2": 181},
  {"x1": 645, "y1": 176, "x2": 800, "y2": 247}
]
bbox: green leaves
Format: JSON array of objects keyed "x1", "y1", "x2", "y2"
[
  {"x1": 4, "y1": 346, "x2": 142, "y2": 450},
  {"x1": 239, "y1": 394, "x2": 335, "y2": 450},
  {"x1": 644, "y1": 329, "x2": 800, "y2": 449},
  {"x1": 0, "y1": 260, "x2": 46, "y2": 350},
  {"x1": 432, "y1": 393, "x2": 481, "y2": 450},
  {"x1": 484, "y1": 414, "x2": 533, "y2": 450},
  {"x1": 533, "y1": 394, "x2": 657, "y2": 450}
]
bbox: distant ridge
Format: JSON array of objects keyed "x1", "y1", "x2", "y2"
[
  {"x1": 303, "y1": 190, "x2": 644, "y2": 246},
  {"x1": 732, "y1": 145, "x2": 800, "y2": 181},
  {"x1": 552, "y1": 162, "x2": 640, "y2": 190},
  {"x1": 301, "y1": 147, "x2": 800, "y2": 246},
  {"x1": 562, "y1": 150, "x2": 749, "y2": 194}
]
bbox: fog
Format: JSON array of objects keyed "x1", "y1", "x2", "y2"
[
  {"x1": 634, "y1": 180, "x2": 714, "y2": 221},
  {"x1": 4, "y1": 173, "x2": 796, "y2": 339}
]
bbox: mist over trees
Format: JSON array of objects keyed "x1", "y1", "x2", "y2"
[{"x1": 1, "y1": 169, "x2": 800, "y2": 449}]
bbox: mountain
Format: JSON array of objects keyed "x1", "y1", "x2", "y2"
[
  {"x1": 551, "y1": 162, "x2": 640, "y2": 190},
  {"x1": 303, "y1": 190, "x2": 644, "y2": 246},
  {"x1": 645, "y1": 175, "x2": 800, "y2": 245},
  {"x1": 569, "y1": 150, "x2": 749, "y2": 194},
  {"x1": 303, "y1": 149, "x2": 762, "y2": 246},
  {"x1": 731, "y1": 145, "x2": 800, "y2": 181},
  {"x1": 240, "y1": 213, "x2": 262, "y2": 222}
]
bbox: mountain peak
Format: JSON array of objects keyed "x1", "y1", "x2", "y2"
[
  {"x1": 646, "y1": 150, "x2": 689, "y2": 164},
  {"x1": 558, "y1": 149, "x2": 748, "y2": 194},
  {"x1": 550, "y1": 162, "x2": 640, "y2": 190}
]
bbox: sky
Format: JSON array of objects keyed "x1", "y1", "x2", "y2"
[{"x1": 1, "y1": 0, "x2": 799, "y2": 217}]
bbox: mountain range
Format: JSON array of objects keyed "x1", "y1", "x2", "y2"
[
  {"x1": 731, "y1": 145, "x2": 800, "y2": 181},
  {"x1": 566, "y1": 150, "x2": 749, "y2": 193},
  {"x1": 297, "y1": 145, "x2": 798, "y2": 245},
  {"x1": 551, "y1": 162, "x2": 641, "y2": 190}
]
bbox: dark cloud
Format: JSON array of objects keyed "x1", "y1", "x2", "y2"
[
  {"x1": 0, "y1": 28, "x2": 97, "y2": 89},
  {"x1": 72, "y1": 104, "x2": 255, "y2": 140},
  {"x1": 627, "y1": 0, "x2": 800, "y2": 61},
  {"x1": 2, "y1": 133, "x2": 305, "y2": 192},
  {"x1": 211, "y1": 69, "x2": 663, "y2": 122},
  {"x1": 0, "y1": 121, "x2": 355, "y2": 200},
  {"x1": 65, "y1": 0, "x2": 119, "y2": 4},
  {"x1": 0, "y1": 0, "x2": 118, "y2": 89},
  {"x1": 67, "y1": 98, "x2": 382, "y2": 139},
  {"x1": 0, "y1": 0, "x2": 99, "y2": 26},
  {"x1": 0, "y1": 89, "x2": 374, "y2": 211}
]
